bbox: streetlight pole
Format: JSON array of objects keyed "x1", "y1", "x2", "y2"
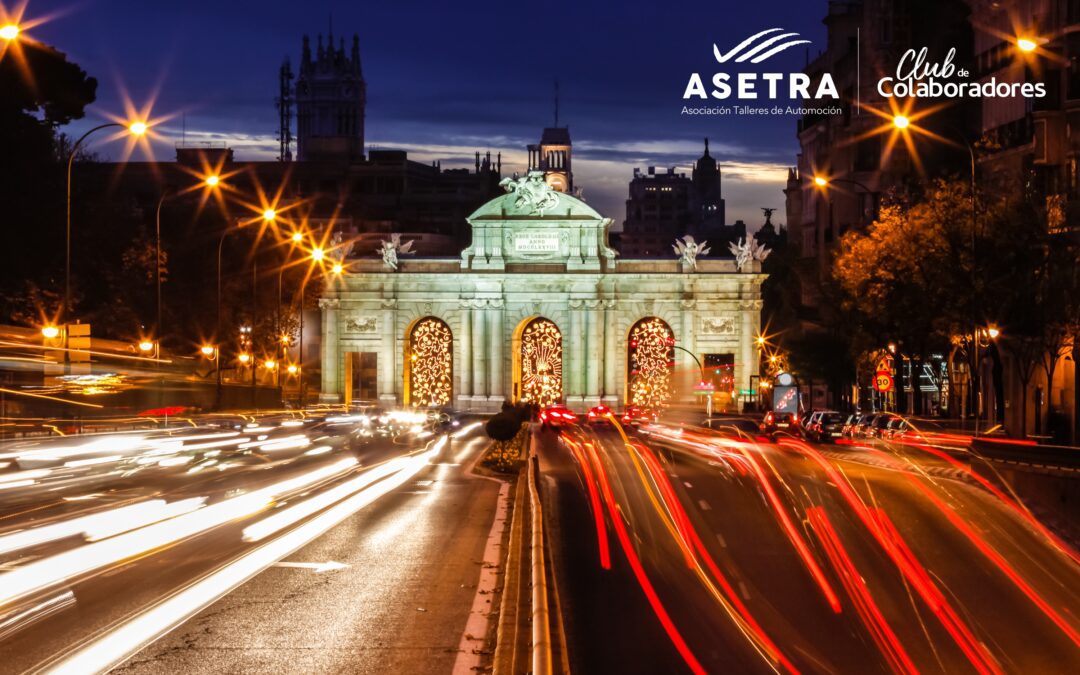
[
  {"x1": 65, "y1": 121, "x2": 146, "y2": 320},
  {"x1": 154, "y1": 186, "x2": 174, "y2": 338}
]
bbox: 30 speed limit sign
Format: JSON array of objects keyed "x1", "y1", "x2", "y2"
[{"x1": 873, "y1": 371, "x2": 894, "y2": 393}]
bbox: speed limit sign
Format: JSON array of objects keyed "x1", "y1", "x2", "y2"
[{"x1": 873, "y1": 371, "x2": 894, "y2": 393}]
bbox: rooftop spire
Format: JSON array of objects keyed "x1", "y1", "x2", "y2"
[{"x1": 704, "y1": 137, "x2": 710, "y2": 156}]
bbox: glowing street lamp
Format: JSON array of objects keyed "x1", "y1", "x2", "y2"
[
  {"x1": 204, "y1": 174, "x2": 220, "y2": 188},
  {"x1": 813, "y1": 176, "x2": 828, "y2": 187},
  {"x1": 263, "y1": 359, "x2": 277, "y2": 370},
  {"x1": 138, "y1": 340, "x2": 155, "y2": 353},
  {"x1": 200, "y1": 345, "x2": 216, "y2": 357},
  {"x1": 987, "y1": 326, "x2": 1001, "y2": 340},
  {"x1": 1017, "y1": 37, "x2": 1038, "y2": 53},
  {"x1": 286, "y1": 364, "x2": 298, "y2": 374},
  {"x1": 128, "y1": 121, "x2": 148, "y2": 136},
  {"x1": 41, "y1": 325, "x2": 60, "y2": 340},
  {"x1": 311, "y1": 247, "x2": 325, "y2": 262},
  {"x1": 237, "y1": 353, "x2": 251, "y2": 364},
  {"x1": 331, "y1": 262, "x2": 344, "y2": 275},
  {"x1": 892, "y1": 114, "x2": 910, "y2": 130},
  {"x1": 0, "y1": 23, "x2": 19, "y2": 40},
  {"x1": 291, "y1": 231, "x2": 303, "y2": 243},
  {"x1": 262, "y1": 208, "x2": 277, "y2": 222}
]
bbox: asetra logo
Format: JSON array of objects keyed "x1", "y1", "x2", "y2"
[
  {"x1": 712, "y1": 28, "x2": 810, "y2": 64},
  {"x1": 684, "y1": 28, "x2": 839, "y2": 101}
]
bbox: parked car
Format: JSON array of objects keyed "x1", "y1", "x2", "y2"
[
  {"x1": 869, "y1": 414, "x2": 900, "y2": 438},
  {"x1": 539, "y1": 405, "x2": 577, "y2": 429},
  {"x1": 882, "y1": 416, "x2": 909, "y2": 440},
  {"x1": 852, "y1": 414, "x2": 878, "y2": 437},
  {"x1": 802, "y1": 410, "x2": 822, "y2": 432},
  {"x1": 808, "y1": 411, "x2": 847, "y2": 443},
  {"x1": 762, "y1": 411, "x2": 798, "y2": 435},
  {"x1": 586, "y1": 404, "x2": 615, "y2": 425}
]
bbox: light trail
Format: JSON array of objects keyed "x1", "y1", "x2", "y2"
[
  {"x1": 0, "y1": 498, "x2": 205, "y2": 556},
  {"x1": 0, "y1": 458, "x2": 358, "y2": 609},
  {"x1": 43, "y1": 442, "x2": 442, "y2": 674}
]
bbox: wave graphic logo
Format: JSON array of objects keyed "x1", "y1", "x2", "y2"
[{"x1": 713, "y1": 28, "x2": 810, "y2": 64}]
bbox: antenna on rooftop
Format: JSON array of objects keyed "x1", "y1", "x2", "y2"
[{"x1": 554, "y1": 79, "x2": 559, "y2": 128}]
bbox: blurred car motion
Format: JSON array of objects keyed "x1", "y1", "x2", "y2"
[{"x1": 539, "y1": 405, "x2": 577, "y2": 429}]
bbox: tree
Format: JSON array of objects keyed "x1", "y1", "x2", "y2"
[
  {"x1": 0, "y1": 37, "x2": 97, "y2": 324},
  {"x1": 833, "y1": 177, "x2": 1046, "y2": 425}
]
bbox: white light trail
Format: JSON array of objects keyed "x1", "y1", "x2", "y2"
[
  {"x1": 0, "y1": 499, "x2": 205, "y2": 556},
  {"x1": 44, "y1": 445, "x2": 439, "y2": 674},
  {"x1": 0, "y1": 458, "x2": 357, "y2": 608}
]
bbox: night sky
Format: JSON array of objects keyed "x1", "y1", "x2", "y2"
[{"x1": 24, "y1": 0, "x2": 827, "y2": 229}]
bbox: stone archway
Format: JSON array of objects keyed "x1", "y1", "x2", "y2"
[
  {"x1": 404, "y1": 316, "x2": 453, "y2": 407},
  {"x1": 513, "y1": 317, "x2": 563, "y2": 406},
  {"x1": 626, "y1": 317, "x2": 675, "y2": 409}
]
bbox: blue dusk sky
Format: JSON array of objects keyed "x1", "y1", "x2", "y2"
[{"x1": 18, "y1": 0, "x2": 828, "y2": 228}]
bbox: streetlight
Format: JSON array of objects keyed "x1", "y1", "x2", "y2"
[
  {"x1": 1017, "y1": 38, "x2": 1038, "y2": 53},
  {"x1": 892, "y1": 114, "x2": 910, "y2": 130},
  {"x1": 291, "y1": 231, "x2": 303, "y2": 243},
  {"x1": 41, "y1": 325, "x2": 60, "y2": 340},
  {"x1": 262, "y1": 208, "x2": 277, "y2": 222},
  {"x1": 238, "y1": 353, "x2": 251, "y2": 364},
  {"x1": 311, "y1": 247, "x2": 325, "y2": 262},
  {"x1": 65, "y1": 120, "x2": 148, "y2": 319},
  {"x1": 0, "y1": 23, "x2": 19, "y2": 40},
  {"x1": 331, "y1": 262, "x2": 344, "y2": 275},
  {"x1": 204, "y1": 174, "x2": 220, "y2": 188},
  {"x1": 200, "y1": 344, "x2": 216, "y2": 357}
]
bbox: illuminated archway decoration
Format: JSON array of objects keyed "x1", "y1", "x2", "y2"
[
  {"x1": 628, "y1": 317, "x2": 674, "y2": 409},
  {"x1": 405, "y1": 317, "x2": 452, "y2": 406},
  {"x1": 519, "y1": 318, "x2": 562, "y2": 406}
]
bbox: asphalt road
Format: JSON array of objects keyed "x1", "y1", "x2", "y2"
[
  {"x1": 536, "y1": 421, "x2": 1080, "y2": 674},
  {"x1": 0, "y1": 414, "x2": 505, "y2": 674}
]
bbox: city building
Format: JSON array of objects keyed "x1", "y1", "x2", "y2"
[
  {"x1": 318, "y1": 173, "x2": 766, "y2": 412},
  {"x1": 294, "y1": 31, "x2": 366, "y2": 162},
  {"x1": 619, "y1": 139, "x2": 741, "y2": 257},
  {"x1": 527, "y1": 127, "x2": 573, "y2": 192}
]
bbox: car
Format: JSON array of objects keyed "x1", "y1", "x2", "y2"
[
  {"x1": 586, "y1": 404, "x2": 615, "y2": 425},
  {"x1": 802, "y1": 411, "x2": 822, "y2": 432},
  {"x1": 869, "y1": 413, "x2": 900, "y2": 438},
  {"x1": 882, "y1": 416, "x2": 909, "y2": 439},
  {"x1": 852, "y1": 414, "x2": 878, "y2": 437},
  {"x1": 762, "y1": 411, "x2": 798, "y2": 434},
  {"x1": 539, "y1": 405, "x2": 577, "y2": 429},
  {"x1": 808, "y1": 411, "x2": 847, "y2": 442},
  {"x1": 621, "y1": 406, "x2": 657, "y2": 426}
]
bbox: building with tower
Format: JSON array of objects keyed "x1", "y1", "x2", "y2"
[
  {"x1": 527, "y1": 127, "x2": 573, "y2": 192},
  {"x1": 294, "y1": 30, "x2": 366, "y2": 162},
  {"x1": 619, "y1": 139, "x2": 740, "y2": 257}
]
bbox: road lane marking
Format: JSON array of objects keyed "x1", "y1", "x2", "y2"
[
  {"x1": 273, "y1": 561, "x2": 349, "y2": 573},
  {"x1": 715, "y1": 532, "x2": 727, "y2": 547},
  {"x1": 684, "y1": 481, "x2": 693, "y2": 488},
  {"x1": 42, "y1": 444, "x2": 441, "y2": 675},
  {"x1": 739, "y1": 581, "x2": 751, "y2": 600},
  {"x1": 698, "y1": 499, "x2": 712, "y2": 511}
]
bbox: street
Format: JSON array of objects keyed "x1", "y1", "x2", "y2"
[
  {"x1": 0, "y1": 414, "x2": 506, "y2": 674},
  {"x1": 536, "y1": 420, "x2": 1080, "y2": 674}
]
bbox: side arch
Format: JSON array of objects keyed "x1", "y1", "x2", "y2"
[{"x1": 404, "y1": 316, "x2": 453, "y2": 407}]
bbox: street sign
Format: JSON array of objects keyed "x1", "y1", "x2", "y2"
[
  {"x1": 875, "y1": 357, "x2": 893, "y2": 373},
  {"x1": 873, "y1": 371, "x2": 894, "y2": 393}
]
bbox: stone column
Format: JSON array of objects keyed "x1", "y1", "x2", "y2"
[
  {"x1": 458, "y1": 301, "x2": 472, "y2": 405},
  {"x1": 472, "y1": 300, "x2": 488, "y2": 407},
  {"x1": 739, "y1": 299, "x2": 761, "y2": 406},
  {"x1": 379, "y1": 299, "x2": 397, "y2": 406},
  {"x1": 318, "y1": 298, "x2": 341, "y2": 402},
  {"x1": 681, "y1": 298, "x2": 698, "y2": 409},
  {"x1": 567, "y1": 299, "x2": 584, "y2": 410},
  {"x1": 584, "y1": 299, "x2": 602, "y2": 408},
  {"x1": 602, "y1": 299, "x2": 618, "y2": 408},
  {"x1": 488, "y1": 300, "x2": 504, "y2": 405}
]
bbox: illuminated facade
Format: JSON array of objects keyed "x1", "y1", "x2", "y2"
[{"x1": 320, "y1": 172, "x2": 766, "y2": 412}]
